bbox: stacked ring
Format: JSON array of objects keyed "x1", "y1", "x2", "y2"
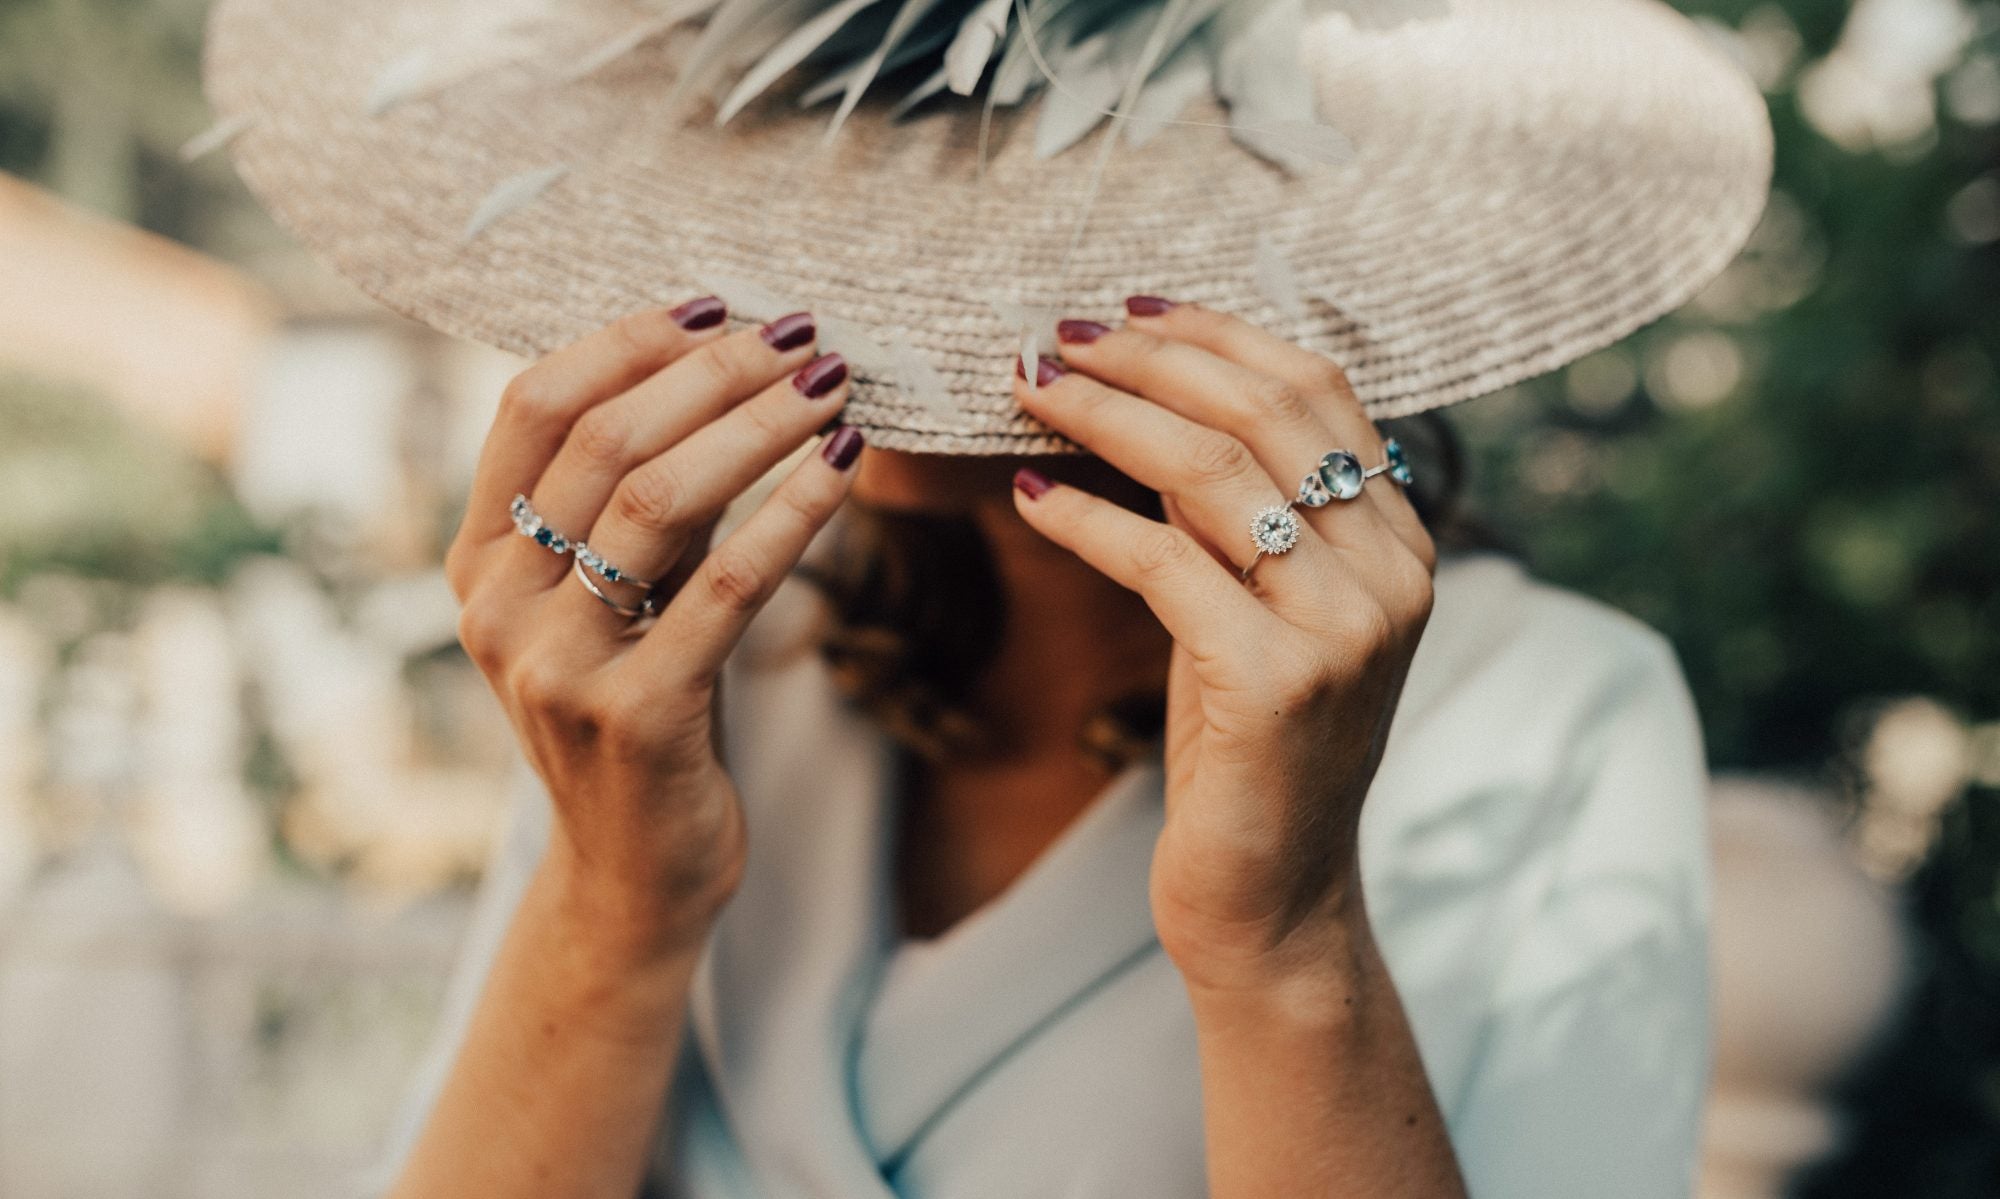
[
  {"x1": 511, "y1": 493, "x2": 659, "y2": 618},
  {"x1": 1245, "y1": 440, "x2": 1415, "y2": 584},
  {"x1": 1295, "y1": 439, "x2": 1414, "y2": 509},
  {"x1": 572, "y1": 561, "x2": 660, "y2": 619}
]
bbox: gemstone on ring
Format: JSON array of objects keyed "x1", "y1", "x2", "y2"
[
  {"x1": 575, "y1": 542, "x2": 652, "y2": 590},
  {"x1": 1250, "y1": 504, "x2": 1302, "y2": 556},
  {"x1": 1316, "y1": 450, "x2": 1367, "y2": 502},
  {"x1": 511, "y1": 493, "x2": 571, "y2": 555},
  {"x1": 1384, "y1": 438, "x2": 1414, "y2": 485},
  {"x1": 1296, "y1": 471, "x2": 1334, "y2": 508}
]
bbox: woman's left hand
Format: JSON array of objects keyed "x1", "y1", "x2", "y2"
[{"x1": 1009, "y1": 299, "x2": 1437, "y2": 1000}]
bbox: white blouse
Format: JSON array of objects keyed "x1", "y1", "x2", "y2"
[{"x1": 361, "y1": 552, "x2": 1712, "y2": 1198}]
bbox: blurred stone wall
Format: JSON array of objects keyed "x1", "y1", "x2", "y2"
[{"x1": 0, "y1": 860, "x2": 466, "y2": 1198}]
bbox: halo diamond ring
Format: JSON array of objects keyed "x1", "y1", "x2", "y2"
[{"x1": 1242, "y1": 503, "x2": 1303, "y2": 583}]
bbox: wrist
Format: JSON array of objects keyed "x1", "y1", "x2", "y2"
[
  {"x1": 1176, "y1": 900, "x2": 1380, "y2": 1030},
  {"x1": 537, "y1": 839, "x2": 730, "y2": 974},
  {"x1": 491, "y1": 854, "x2": 715, "y2": 1050}
]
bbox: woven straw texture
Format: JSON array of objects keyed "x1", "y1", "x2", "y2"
[{"x1": 205, "y1": 0, "x2": 1772, "y2": 455}]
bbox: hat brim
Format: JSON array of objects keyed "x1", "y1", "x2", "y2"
[{"x1": 205, "y1": 0, "x2": 1772, "y2": 455}]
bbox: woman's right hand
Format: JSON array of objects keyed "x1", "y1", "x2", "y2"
[{"x1": 444, "y1": 297, "x2": 862, "y2": 963}]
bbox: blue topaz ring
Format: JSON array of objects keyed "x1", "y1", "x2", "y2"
[
  {"x1": 1295, "y1": 439, "x2": 1414, "y2": 508},
  {"x1": 1242, "y1": 503, "x2": 1304, "y2": 583},
  {"x1": 511, "y1": 493, "x2": 657, "y2": 598}
]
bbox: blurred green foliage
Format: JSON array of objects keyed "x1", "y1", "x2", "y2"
[
  {"x1": 1456, "y1": 3, "x2": 2000, "y2": 771},
  {"x1": 1445, "y1": 3, "x2": 2000, "y2": 1193}
]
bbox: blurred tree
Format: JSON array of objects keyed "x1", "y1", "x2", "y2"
[
  {"x1": 0, "y1": 0, "x2": 219, "y2": 231},
  {"x1": 1445, "y1": 2, "x2": 2000, "y2": 1193},
  {"x1": 0, "y1": 372, "x2": 279, "y2": 593}
]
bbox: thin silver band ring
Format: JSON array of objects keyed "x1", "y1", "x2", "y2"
[{"x1": 572, "y1": 560, "x2": 658, "y2": 619}]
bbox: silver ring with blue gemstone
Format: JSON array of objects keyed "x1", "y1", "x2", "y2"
[
  {"x1": 1296, "y1": 439, "x2": 1413, "y2": 508},
  {"x1": 572, "y1": 560, "x2": 659, "y2": 619},
  {"x1": 573, "y1": 542, "x2": 656, "y2": 593},
  {"x1": 510, "y1": 493, "x2": 574, "y2": 554},
  {"x1": 510, "y1": 493, "x2": 657, "y2": 594}
]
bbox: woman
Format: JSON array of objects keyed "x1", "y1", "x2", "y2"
[
  {"x1": 362, "y1": 294, "x2": 1710, "y2": 1199},
  {"x1": 198, "y1": 0, "x2": 1769, "y2": 1193}
]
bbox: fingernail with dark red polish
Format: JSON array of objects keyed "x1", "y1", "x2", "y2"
[
  {"x1": 822, "y1": 425, "x2": 864, "y2": 470},
  {"x1": 671, "y1": 295, "x2": 727, "y2": 330},
  {"x1": 1014, "y1": 353, "x2": 1066, "y2": 388},
  {"x1": 1056, "y1": 319, "x2": 1111, "y2": 345},
  {"x1": 793, "y1": 352, "x2": 847, "y2": 399},
  {"x1": 1125, "y1": 295, "x2": 1174, "y2": 317},
  {"x1": 1013, "y1": 468, "x2": 1054, "y2": 499},
  {"x1": 761, "y1": 311, "x2": 815, "y2": 351}
]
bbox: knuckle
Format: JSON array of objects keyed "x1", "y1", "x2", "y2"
[
  {"x1": 569, "y1": 405, "x2": 633, "y2": 469},
  {"x1": 700, "y1": 547, "x2": 770, "y2": 615},
  {"x1": 1271, "y1": 656, "x2": 1336, "y2": 713},
  {"x1": 1130, "y1": 527, "x2": 1199, "y2": 583},
  {"x1": 1113, "y1": 327, "x2": 1166, "y2": 357},
  {"x1": 612, "y1": 463, "x2": 689, "y2": 532},
  {"x1": 607, "y1": 309, "x2": 672, "y2": 360},
  {"x1": 1062, "y1": 378, "x2": 1118, "y2": 424},
  {"x1": 1337, "y1": 598, "x2": 1399, "y2": 662},
  {"x1": 1407, "y1": 523, "x2": 1440, "y2": 575},
  {"x1": 1315, "y1": 355, "x2": 1355, "y2": 397},
  {"x1": 1390, "y1": 554, "x2": 1437, "y2": 627},
  {"x1": 589, "y1": 687, "x2": 662, "y2": 753},
  {"x1": 1181, "y1": 430, "x2": 1256, "y2": 486},
  {"x1": 687, "y1": 339, "x2": 755, "y2": 399},
  {"x1": 1244, "y1": 376, "x2": 1315, "y2": 425},
  {"x1": 498, "y1": 369, "x2": 562, "y2": 427},
  {"x1": 773, "y1": 473, "x2": 834, "y2": 532},
  {"x1": 1181, "y1": 302, "x2": 1234, "y2": 331},
  {"x1": 507, "y1": 657, "x2": 574, "y2": 716},
  {"x1": 739, "y1": 393, "x2": 793, "y2": 443},
  {"x1": 442, "y1": 540, "x2": 477, "y2": 600},
  {"x1": 455, "y1": 600, "x2": 503, "y2": 667}
]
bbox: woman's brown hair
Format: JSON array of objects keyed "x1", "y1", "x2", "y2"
[{"x1": 796, "y1": 413, "x2": 1476, "y2": 771}]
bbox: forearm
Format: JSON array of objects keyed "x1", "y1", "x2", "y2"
[
  {"x1": 1187, "y1": 917, "x2": 1467, "y2": 1199},
  {"x1": 388, "y1": 851, "x2": 704, "y2": 1199}
]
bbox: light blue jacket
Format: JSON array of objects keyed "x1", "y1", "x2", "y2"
[{"x1": 362, "y1": 554, "x2": 1712, "y2": 1198}]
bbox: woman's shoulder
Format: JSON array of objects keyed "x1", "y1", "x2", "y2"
[
  {"x1": 1402, "y1": 551, "x2": 1694, "y2": 742},
  {"x1": 1366, "y1": 551, "x2": 1709, "y2": 898}
]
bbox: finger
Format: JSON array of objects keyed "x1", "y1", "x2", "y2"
[
  {"x1": 509, "y1": 313, "x2": 824, "y2": 591},
  {"x1": 1119, "y1": 298, "x2": 1432, "y2": 558},
  {"x1": 549, "y1": 351, "x2": 851, "y2": 627},
  {"x1": 1014, "y1": 357, "x2": 1317, "y2": 579},
  {"x1": 1009, "y1": 468, "x2": 1274, "y2": 669},
  {"x1": 1049, "y1": 318, "x2": 1404, "y2": 557},
  {"x1": 631, "y1": 426, "x2": 865, "y2": 688},
  {"x1": 463, "y1": 297, "x2": 730, "y2": 544}
]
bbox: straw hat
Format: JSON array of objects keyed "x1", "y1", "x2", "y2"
[{"x1": 201, "y1": 0, "x2": 1772, "y2": 455}]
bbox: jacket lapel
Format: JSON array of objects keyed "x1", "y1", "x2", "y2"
[
  {"x1": 689, "y1": 607, "x2": 902, "y2": 1199},
  {"x1": 852, "y1": 749, "x2": 1167, "y2": 1168}
]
